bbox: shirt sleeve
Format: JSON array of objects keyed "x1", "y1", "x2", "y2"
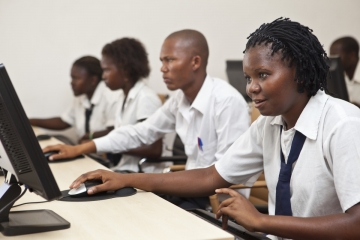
[
  {"x1": 214, "y1": 95, "x2": 250, "y2": 161},
  {"x1": 326, "y1": 118, "x2": 360, "y2": 212},
  {"x1": 94, "y1": 96, "x2": 177, "y2": 153},
  {"x1": 60, "y1": 98, "x2": 76, "y2": 126},
  {"x1": 215, "y1": 117, "x2": 264, "y2": 186}
]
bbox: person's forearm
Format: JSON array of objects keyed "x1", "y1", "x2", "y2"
[
  {"x1": 124, "y1": 139, "x2": 162, "y2": 158},
  {"x1": 257, "y1": 206, "x2": 360, "y2": 239},
  {"x1": 92, "y1": 127, "x2": 114, "y2": 139},
  {"x1": 29, "y1": 117, "x2": 70, "y2": 130},
  {"x1": 124, "y1": 165, "x2": 231, "y2": 197},
  {"x1": 76, "y1": 141, "x2": 97, "y2": 155}
]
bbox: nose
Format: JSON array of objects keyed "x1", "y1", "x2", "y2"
[
  {"x1": 160, "y1": 63, "x2": 168, "y2": 73},
  {"x1": 247, "y1": 80, "x2": 261, "y2": 98}
]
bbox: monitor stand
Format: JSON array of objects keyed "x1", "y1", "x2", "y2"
[{"x1": 0, "y1": 171, "x2": 70, "y2": 236}]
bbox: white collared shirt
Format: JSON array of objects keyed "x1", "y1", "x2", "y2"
[
  {"x1": 345, "y1": 73, "x2": 360, "y2": 106},
  {"x1": 61, "y1": 81, "x2": 119, "y2": 140},
  {"x1": 111, "y1": 80, "x2": 163, "y2": 173},
  {"x1": 94, "y1": 75, "x2": 250, "y2": 170},
  {"x1": 216, "y1": 90, "x2": 360, "y2": 222}
]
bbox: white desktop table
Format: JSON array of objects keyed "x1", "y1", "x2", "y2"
[{"x1": 0, "y1": 133, "x2": 233, "y2": 240}]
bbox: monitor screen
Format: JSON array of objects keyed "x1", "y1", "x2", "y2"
[
  {"x1": 326, "y1": 56, "x2": 349, "y2": 102},
  {"x1": 0, "y1": 64, "x2": 69, "y2": 236},
  {"x1": 226, "y1": 60, "x2": 251, "y2": 102}
]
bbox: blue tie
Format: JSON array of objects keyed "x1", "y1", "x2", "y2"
[{"x1": 275, "y1": 126, "x2": 306, "y2": 216}]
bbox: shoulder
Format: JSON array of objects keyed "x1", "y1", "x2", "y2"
[
  {"x1": 324, "y1": 96, "x2": 360, "y2": 122},
  {"x1": 210, "y1": 77, "x2": 248, "y2": 107},
  {"x1": 135, "y1": 84, "x2": 162, "y2": 107}
]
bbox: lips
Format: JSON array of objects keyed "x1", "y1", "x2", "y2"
[{"x1": 253, "y1": 99, "x2": 266, "y2": 108}]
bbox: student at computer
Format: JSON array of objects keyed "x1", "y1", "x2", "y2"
[
  {"x1": 100, "y1": 38, "x2": 163, "y2": 172},
  {"x1": 67, "y1": 18, "x2": 360, "y2": 239},
  {"x1": 330, "y1": 36, "x2": 360, "y2": 107},
  {"x1": 44, "y1": 29, "x2": 250, "y2": 210},
  {"x1": 30, "y1": 56, "x2": 117, "y2": 143}
]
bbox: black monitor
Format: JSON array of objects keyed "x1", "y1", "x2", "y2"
[
  {"x1": 0, "y1": 64, "x2": 70, "y2": 236},
  {"x1": 226, "y1": 60, "x2": 251, "y2": 102},
  {"x1": 326, "y1": 56, "x2": 349, "y2": 102}
]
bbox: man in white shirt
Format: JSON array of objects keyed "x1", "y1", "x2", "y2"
[
  {"x1": 330, "y1": 36, "x2": 360, "y2": 107},
  {"x1": 44, "y1": 29, "x2": 250, "y2": 209}
]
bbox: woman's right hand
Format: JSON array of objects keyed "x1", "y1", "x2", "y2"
[{"x1": 69, "y1": 169, "x2": 126, "y2": 194}]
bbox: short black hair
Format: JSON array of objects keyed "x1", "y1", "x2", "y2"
[
  {"x1": 332, "y1": 36, "x2": 359, "y2": 57},
  {"x1": 73, "y1": 56, "x2": 103, "y2": 82},
  {"x1": 102, "y1": 38, "x2": 150, "y2": 83},
  {"x1": 245, "y1": 17, "x2": 329, "y2": 96}
]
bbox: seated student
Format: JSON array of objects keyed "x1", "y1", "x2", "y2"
[
  {"x1": 30, "y1": 56, "x2": 117, "y2": 144},
  {"x1": 67, "y1": 18, "x2": 360, "y2": 239},
  {"x1": 100, "y1": 38, "x2": 163, "y2": 172},
  {"x1": 43, "y1": 29, "x2": 250, "y2": 210},
  {"x1": 330, "y1": 37, "x2": 360, "y2": 107}
]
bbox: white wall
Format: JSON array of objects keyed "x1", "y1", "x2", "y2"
[{"x1": 1, "y1": 0, "x2": 360, "y2": 118}]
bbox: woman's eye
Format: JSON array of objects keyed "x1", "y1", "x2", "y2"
[{"x1": 259, "y1": 73, "x2": 268, "y2": 79}]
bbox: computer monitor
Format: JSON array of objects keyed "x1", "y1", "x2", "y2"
[
  {"x1": 0, "y1": 64, "x2": 70, "y2": 236},
  {"x1": 326, "y1": 56, "x2": 349, "y2": 102},
  {"x1": 226, "y1": 60, "x2": 251, "y2": 102}
]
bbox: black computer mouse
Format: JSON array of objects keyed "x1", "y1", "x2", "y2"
[
  {"x1": 36, "y1": 134, "x2": 51, "y2": 141},
  {"x1": 68, "y1": 179, "x2": 104, "y2": 198},
  {"x1": 44, "y1": 151, "x2": 59, "y2": 161}
]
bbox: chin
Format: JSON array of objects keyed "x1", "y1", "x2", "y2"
[{"x1": 165, "y1": 84, "x2": 178, "y2": 91}]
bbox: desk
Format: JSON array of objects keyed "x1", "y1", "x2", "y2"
[{"x1": 0, "y1": 134, "x2": 233, "y2": 239}]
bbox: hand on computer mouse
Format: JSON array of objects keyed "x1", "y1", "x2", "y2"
[
  {"x1": 44, "y1": 151, "x2": 59, "y2": 161},
  {"x1": 43, "y1": 144, "x2": 81, "y2": 161},
  {"x1": 68, "y1": 179, "x2": 104, "y2": 197},
  {"x1": 70, "y1": 169, "x2": 126, "y2": 195},
  {"x1": 43, "y1": 141, "x2": 96, "y2": 161}
]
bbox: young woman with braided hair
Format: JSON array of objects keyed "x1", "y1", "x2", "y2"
[{"x1": 67, "y1": 18, "x2": 360, "y2": 239}]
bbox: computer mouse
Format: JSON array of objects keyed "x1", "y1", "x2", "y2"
[
  {"x1": 44, "y1": 151, "x2": 59, "y2": 161},
  {"x1": 68, "y1": 179, "x2": 103, "y2": 198},
  {"x1": 36, "y1": 134, "x2": 51, "y2": 141}
]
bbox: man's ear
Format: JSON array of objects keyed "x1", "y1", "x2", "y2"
[{"x1": 192, "y1": 55, "x2": 202, "y2": 71}]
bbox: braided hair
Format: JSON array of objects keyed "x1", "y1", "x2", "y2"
[
  {"x1": 245, "y1": 17, "x2": 329, "y2": 96},
  {"x1": 73, "y1": 56, "x2": 103, "y2": 82},
  {"x1": 102, "y1": 38, "x2": 150, "y2": 83}
]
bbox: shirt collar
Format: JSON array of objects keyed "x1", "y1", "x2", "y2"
[
  {"x1": 189, "y1": 75, "x2": 213, "y2": 114},
  {"x1": 80, "y1": 81, "x2": 106, "y2": 109},
  {"x1": 270, "y1": 90, "x2": 329, "y2": 140},
  {"x1": 127, "y1": 80, "x2": 145, "y2": 101},
  {"x1": 344, "y1": 73, "x2": 360, "y2": 84}
]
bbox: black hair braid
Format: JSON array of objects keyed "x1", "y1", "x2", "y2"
[{"x1": 245, "y1": 17, "x2": 329, "y2": 96}]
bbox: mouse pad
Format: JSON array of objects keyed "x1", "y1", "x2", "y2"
[
  {"x1": 58, "y1": 187, "x2": 137, "y2": 202},
  {"x1": 48, "y1": 154, "x2": 85, "y2": 163}
]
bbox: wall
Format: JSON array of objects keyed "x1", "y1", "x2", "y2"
[{"x1": 0, "y1": 0, "x2": 359, "y2": 118}]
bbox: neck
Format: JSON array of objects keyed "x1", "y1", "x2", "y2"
[
  {"x1": 183, "y1": 72, "x2": 207, "y2": 104},
  {"x1": 345, "y1": 67, "x2": 356, "y2": 80},
  {"x1": 123, "y1": 81, "x2": 136, "y2": 97},
  {"x1": 281, "y1": 95, "x2": 310, "y2": 130},
  {"x1": 86, "y1": 89, "x2": 96, "y2": 101}
]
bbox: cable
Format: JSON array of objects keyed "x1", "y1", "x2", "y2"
[{"x1": 12, "y1": 200, "x2": 48, "y2": 208}]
